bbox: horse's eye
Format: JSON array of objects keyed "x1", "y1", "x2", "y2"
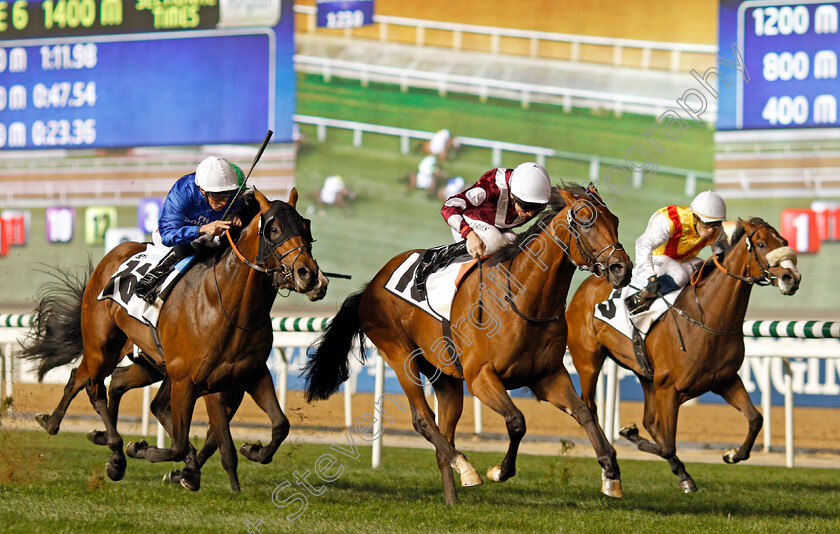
[
  {"x1": 271, "y1": 224, "x2": 281, "y2": 236},
  {"x1": 758, "y1": 242, "x2": 765, "y2": 248}
]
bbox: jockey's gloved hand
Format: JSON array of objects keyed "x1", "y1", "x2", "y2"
[{"x1": 645, "y1": 275, "x2": 662, "y2": 297}]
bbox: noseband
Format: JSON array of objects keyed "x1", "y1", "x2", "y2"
[{"x1": 563, "y1": 200, "x2": 624, "y2": 278}]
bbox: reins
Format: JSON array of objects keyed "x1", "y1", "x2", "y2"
[{"x1": 666, "y1": 224, "x2": 777, "y2": 347}]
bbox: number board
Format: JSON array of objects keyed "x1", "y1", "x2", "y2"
[
  {"x1": 0, "y1": 209, "x2": 30, "y2": 245},
  {"x1": 718, "y1": 1, "x2": 840, "y2": 130},
  {"x1": 104, "y1": 226, "x2": 144, "y2": 252},
  {"x1": 780, "y1": 208, "x2": 821, "y2": 253},
  {"x1": 0, "y1": 0, "x2": 295, "y2": 149},
  {"x1": 84, "y1": 205, "x2": 116, "y2": 245},
  {"x1": 316, "y1": 0, "x2": 374, "y2": 29},
  {"x1": 45, "y1": 205, "x2": 75, "y2": 243}
]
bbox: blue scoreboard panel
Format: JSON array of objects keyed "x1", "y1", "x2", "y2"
[
  {"x1": 0, "y1": 0, "x2": 295, "y2": 149},
  {"x1": 719, "y1": 1, "x2": 840, "y2": 130}
]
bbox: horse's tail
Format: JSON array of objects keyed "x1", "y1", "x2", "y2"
[
  {"x1": 20, "y1": 264, "x2": 91, "y2": 382},
  {"x1": 304, "y1": 288, "x2": 367, "y2": 402}
]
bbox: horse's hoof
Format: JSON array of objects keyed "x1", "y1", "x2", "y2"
[
  {"x1": 126, "y1": 440, "x2": 149, "y2": 459},
  {"x1": 163, "y1": 470, "x2": 181, "y2": 485},
  {"x1": 601, "y1": 477, "x2": 624, "y2": 498},
  {"x1": 619, "y1": 424, "x2": 638, "y2": 440},
  {"x1": 179, "y1": 470, "x2": 201, "y2": 492},
  {"x1": 460, "y1": 470, "x2": 483, "y2": 487},
  {"x1": 680, "y1": 479, "x2": 698, "y2": 493},
  {"x1": 35, "y1": 413, "x2": 58, "y2": 435},
  {"x1": 106, "y1": 461, "x2": 126, "y2": 482},
  {"x1": 486, "y1": 465, "x2": 504, "y2": 482},
  {"x1": 87, "y1": 430, "x2": 108, "y2": 445},
  {"x1": 722, "y1": 448, "x2": 739, "y2": 464},
  {"x1": 240, "y1": 442, "x2": 263, "y2": 462}
]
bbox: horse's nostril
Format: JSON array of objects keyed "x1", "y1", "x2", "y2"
[
  {"x1": 783, "y1": 274, "x2": 793, "y2": 285},
  {"x1": 297, "y1": 267, "x2": 311, "y2": 279}
]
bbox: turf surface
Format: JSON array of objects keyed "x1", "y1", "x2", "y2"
[{"x1": 1, "y1": 429, "x2": 838, "y2": 533}]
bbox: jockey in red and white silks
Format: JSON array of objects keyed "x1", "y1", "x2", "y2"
[{"x1": 440, "y1": 162, "x2": 552, "y2": 257}]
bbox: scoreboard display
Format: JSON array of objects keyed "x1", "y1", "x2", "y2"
[
  {"x1": 0, "y1": 0, "x2": 295, "y2": 149},
  {"x1": 718, "y1": 1, "x2": 840, "y2": 130}
]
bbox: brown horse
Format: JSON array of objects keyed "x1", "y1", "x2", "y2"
[
  {"x1": 304, "y1": 183, "x2": 633, "y2": 504},
  {"x1": 22, "y1": 188, "x2": 327, "y2": 491},
  {"x1": 566, "y1": 218, "x2": 801, "y2": 492}
]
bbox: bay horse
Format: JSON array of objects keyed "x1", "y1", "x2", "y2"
[
  {"x1": 22, "y1": 188, "x2": 327, "y2": 490},
  {"x1": 304, "y1": 183, "x2": 633, "y2": 504},
  {"x1": 565, "y1": 218, "x2": 801, "y2": 492}
]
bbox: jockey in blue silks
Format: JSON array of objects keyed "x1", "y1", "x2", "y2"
[{"x1": 135, "y1": 156, "x2": 245, "y2": 302}]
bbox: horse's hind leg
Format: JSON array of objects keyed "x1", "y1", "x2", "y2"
[
  {"x1": 714, "y1": 376, "x2": 763, "y2": 464},
  {"x1": 468, "y1": 367, "x2": 526, "y2": 484},
  {"x1": 532, "y1": 370, "x2": 623, "y2": 498},
  {"x1": 88, "y1": 362, "x2": 163, "y2": 446},
  {"x1": 35, "y1": 365, "x2": 89, "y2": 435},
  {"x1": 85, "y1": 376, "x2": 128, "y2": 481},
  {"x1": 378, "y1": 340, "x2": 482, "y2": 497},
  {"x1": 623, "y1": 385, "x2": 696, "y2": 493},
  {"x1": 432, "y1": 373, "x2": 465, "y2": 504},
  {"x1": 240, "y1": 365, "x2": 290, "y2": 465}
]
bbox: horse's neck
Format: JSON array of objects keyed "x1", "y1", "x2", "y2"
[
  {"x1": 215, "y1": 237, "x2": 275, "y2": 322},
  {"x1": 508, "y1": 226, "x2": 576, "y2": 314},
  {"x1": 692, "y1": 240, "x2": 753, "y2": 327}
]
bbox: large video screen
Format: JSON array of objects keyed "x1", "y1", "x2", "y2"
[
  {"x1": 0, "y1": 0, "x2": 295, "y2": 148},
  {"x1": 718, "y1": 0, "x2": 840, "y2": 130}
]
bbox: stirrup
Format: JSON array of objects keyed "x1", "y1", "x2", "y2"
[{"x1": 625, "y1": 292, "x2": 655, "y2": 315}]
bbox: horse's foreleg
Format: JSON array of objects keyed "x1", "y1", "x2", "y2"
[
  {"x1": 432, "y1": 373, "x2": 465, "y2": 505},
  {"x1": 197, "y1": 388, "x2": 245, "y2": 469},
  {"x1": 86, "y1": 378, "x2": 127, "y2": 482},
  {"x1": 35, "y1": 366, "x2": 88, "y2": 435},
  {"x1": 142, "y1": 379, "x2": 197, "y2": 466},
  {"x1": 205, "y1": 392, "x2": 240, "y2": 492},
  {"x1": 469, "y1": 367, "x2": 527, "y2": 485},
  {"x1": 240, "y1": 366, "x2": 289, "y2": 465},
  {"x1": 88, "y1": 363, "x2": 163, "y2": 447},
  {"x1": 714, "y1": 376, "x2": 763, "y2": 464},
  {"x1": 533, "y1": 370, "x2": 623, "y2": 498}
]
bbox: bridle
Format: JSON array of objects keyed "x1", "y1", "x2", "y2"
[
  {"x1": 562, "y1": 198, "x2": 624, "y2": 278},
  {"x1": 225, "y1": 201, "x2": 316, "y2": 290},
  {"x1": 215, "y1": 201, "x2": 316, "y2": 330},
  {"x1": 709, "y1": 223, "x2": 776, "y2": 287}
]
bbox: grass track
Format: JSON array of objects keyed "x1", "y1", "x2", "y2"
[{"x1": 1, "y1": 430, "x2": 838, "y2": 533}]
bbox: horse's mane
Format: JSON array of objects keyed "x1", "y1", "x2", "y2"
[
  {"x1": 206, "y1": 190, "x2": 262, "y2": 260},
  {"x1": 487, "y1": 182, "x2": 588, "y2": 266},
  {"x1": 692, "y1": 217, "x2": 768, "y2": 282}
]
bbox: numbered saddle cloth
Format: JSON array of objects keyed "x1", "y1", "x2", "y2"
[
  {"x1": 97, "y1": 244, "x2": 196, "y2": 327},
  {"x1": 384, "y1": 252, "x2": 476, "y2": 322},
  {"x1": 592, "y1": 276, "x2": 681, "y2": 341}
]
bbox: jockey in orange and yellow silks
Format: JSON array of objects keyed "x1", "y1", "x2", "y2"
[{"x1": 626, "y1": 190, "x2": 727, "y2": 315}]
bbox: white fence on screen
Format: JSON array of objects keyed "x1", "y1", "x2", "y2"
[
  {"x1": 2, "y1": 314, "x2": 838, "y2": 469},
  {"x1": 293, "y1": 5, "x2": 717, "y2": 73}
]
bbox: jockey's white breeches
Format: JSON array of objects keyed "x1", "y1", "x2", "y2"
[
  {"x1": 651, "y1": 254, "x2": 703, "y2": 287},
  {"x1": 452, "y1": 216, "x2": 516, "y2": 255}
]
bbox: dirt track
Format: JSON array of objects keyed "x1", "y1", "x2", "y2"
[{"x1": 7, "y1": 384, "x2": 840, "y2": 468}]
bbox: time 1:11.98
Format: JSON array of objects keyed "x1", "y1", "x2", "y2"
[{"x1": 40, "y1": 43, "x2": 97, "y2": 70}]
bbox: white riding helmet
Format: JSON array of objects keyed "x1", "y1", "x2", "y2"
[
  {"x1": 195, "y1": 156, "x2": 238, "y2": 193},
  {"x1": 509, "y1": 162, "x2": 551, "y2": 205},
  {"x1": 690, "y1": 190, "x2": 726, "y2": 223}
]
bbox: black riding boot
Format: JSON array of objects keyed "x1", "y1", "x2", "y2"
[
  {"x1": 135, "y1": 251, "x2": 180, "y2": 303},
  {"x1": 624, "y1": 275, "x2": 661, "y2": 315},
  {"x1": 415, "y1": 241, "x2": 469, "y2": 293}
]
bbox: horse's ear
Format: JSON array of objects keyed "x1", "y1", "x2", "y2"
[
  {"x1": 288, "y1": 187, "x2": 298, "y2": 208},
  {"x1": 253, "y1": 187, "x2": 271, "y2": 211},
  {"x1": 587, "y1": 182, "x2": 606, "y2": 206}
]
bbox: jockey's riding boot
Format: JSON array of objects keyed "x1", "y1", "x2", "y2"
[
  {"x1": 135, "y1": 252, "x2": 179, "y2": 303},
  {"x1": 415, "y1": 241, "x2": 469, "y2": 293},
  {"x1": 624, "y1": 275, "x2": 661, "y2": 315}
]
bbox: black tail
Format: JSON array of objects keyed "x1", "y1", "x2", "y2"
[
  {"x1": 303, "y1": 289, "x2": 366, "y2": 402},
  {"x1": 20, "y1": 264, "x2": 91, "y2": 382}
]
